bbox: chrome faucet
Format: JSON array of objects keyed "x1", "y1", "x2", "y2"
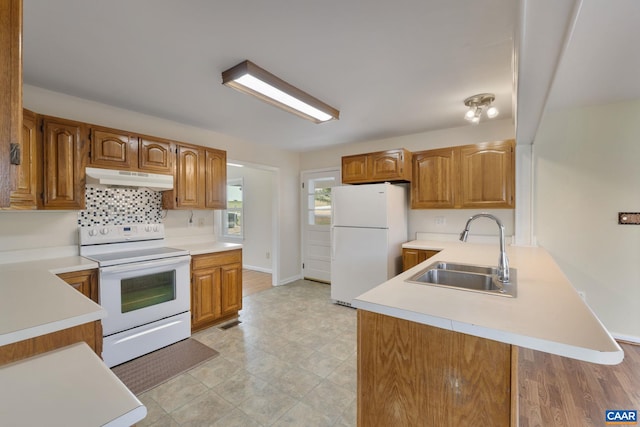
[{"x1": 459, "y1": 213, "x2": 510, "y2": 283}]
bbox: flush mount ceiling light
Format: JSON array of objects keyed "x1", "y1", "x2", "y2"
[
  {"x1": 221, "y1": 60, "x2": 339, "y2": 124},
  {"x1": 463, "y1": 93, "x2": 499, "y2": 124}
]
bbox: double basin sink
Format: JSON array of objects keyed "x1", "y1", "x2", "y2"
[{"x1": 405, "y1": 261, "x2": 517, "y2": 298}]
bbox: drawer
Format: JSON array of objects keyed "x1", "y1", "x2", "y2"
[{"x1": 192, "y1": 249, "x2": 242, "y2": 270}]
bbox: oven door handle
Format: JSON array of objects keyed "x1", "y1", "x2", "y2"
[{"x1": 100, "y1": 255, "x2": 191, "y2": 274}]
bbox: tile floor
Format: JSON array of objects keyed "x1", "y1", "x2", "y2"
[{"x1": 138, "y1": 280, "x2": 357, "y2": 426}]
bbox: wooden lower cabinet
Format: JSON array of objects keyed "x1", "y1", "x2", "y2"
[
  {"x1": 191, "y1": 249, "x2": 242, "y2": 332},
  {"x1": 56, "y1": 269, "x2": 98, "y2": 303},
  {"x1": 402, "y1": 248, "x2": 440, "y2": 271},
  {"x1": 0, "y1": 268, "x2": 102, "y2": 365},
  {"x1": 358, "y1": 310, "x2": 517, "y2": 427}
]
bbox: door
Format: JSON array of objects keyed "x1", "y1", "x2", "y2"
[{"x1": 301, "y1": 169, "x2": 340, "y2": 283}]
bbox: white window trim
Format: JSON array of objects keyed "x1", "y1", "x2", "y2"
[{"x1": 223, "y1": 177, "x2": 244, "y2": 240}]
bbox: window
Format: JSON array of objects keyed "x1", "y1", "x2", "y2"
[
  {"x1": 306, "y1": 177, "x2": 335, "y2": 225},
  {"x1": 223, "y1": 178, "x2": 243, "y2": 239}
]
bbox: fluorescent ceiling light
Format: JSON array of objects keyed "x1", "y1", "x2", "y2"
[{"x1": 222, "y1": 60, "x2": 339, "y2": 124}]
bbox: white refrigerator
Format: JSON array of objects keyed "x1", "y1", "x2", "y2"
[{"x1": 330, "y1": 183, "x2": 408, "y2": 305}]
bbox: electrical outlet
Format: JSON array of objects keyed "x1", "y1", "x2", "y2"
[
  {"x1": 198, "y1": 217, "x2": 205, "y2": 227},
  {"x1": 435, "y1": 216, "x2": 446, "y2": 226}
]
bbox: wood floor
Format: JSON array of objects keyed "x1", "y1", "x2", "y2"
[
  {"x1": 242, "y1": 269, "x2": 272, "y2": 297},
  {"x1": 518, "y1": 342, "x2": 640, "y2": 427}
]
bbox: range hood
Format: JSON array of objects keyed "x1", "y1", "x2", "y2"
[{"x1": 85, "y1": 167, "x2": 173, "y2": 191}]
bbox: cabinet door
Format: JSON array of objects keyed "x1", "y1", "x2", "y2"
[
  {"x1": 460, "y1": 140, "x2": 514, "y2": 208},
  {"x1": 9, "y1": 109, "x2": 40, "y2": 209},
  {"x1": 342, "y1": 154, "x2": 368, "y2": 184},
  {"x1": 358, "y1": 311, "x2": 512, "y2": 427},
  {"x1": 412, "y1": 147, "x2": 457, "y2": 209},
  {"x1": 220, "y1": 263, "x2": 242, "y2": 316},
  {"x1": 191, "y1": 267, "x2": 220, "y2": 330},
  {"x1": 370, "y1": 149, "x2": 411, "y2": 182},
  {"x1": 0, "y1": 0, "x2": 22, "y2": 208},
  {"x1": 89, "y1": 128, "x2": 137, "y2": 169},
  {"x1": 42, "y1": 116, "x2": 88, "y2": 209},
  {"x1": 402, "y1": 248, "x2": 440, "y2": 271},
  {"x1": 175, "y1": 144, "x2": 204, "y2": 208},
  {"x1": 57, "y1": 269, "x2": 98, "y2": 303},
  {"x1": 139, "y1": 137, "x2": 174, "y2": 174},
  {"x1": 204, "y1": 148, "x2": 227, "y2": 209}
]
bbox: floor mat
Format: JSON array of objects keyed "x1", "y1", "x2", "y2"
[{"x1": 111, "y1": 338, "x2": 219, "y2": 395}]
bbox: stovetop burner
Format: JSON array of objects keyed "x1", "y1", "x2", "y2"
[
  {"x1": 83, "y1": 246, "x2": 189, "y2": 267},
  {"x1": 79, "y1": 224, "x2": 188, "y2": 266}
]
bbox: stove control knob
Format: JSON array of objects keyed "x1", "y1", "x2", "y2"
[
  {"x1": 145, "y1": 225, "x2": 152, "y2": 232},
  {"x1": 153, "y1": 224, "x2": 160, "y2": 232},
  {"x1": 100, "y1": 228, "x2": 110, "y2": 235},
  {"x1": 88, "y1": 228, "x2": 98, "y2": 237}
]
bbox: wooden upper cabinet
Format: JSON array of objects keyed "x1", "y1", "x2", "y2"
[
  {"x1": 89, "y1": 128, "x2": 137, "y2": 169},
  {"x1": 0, "y1": 0, "x2": 22, "y2": 208},
  {"x1": 342, "y1": 154, "x2": 368, "y2": 183},
  {"x1": 163, "y1": 144, "x2": 228, "y2": 210},
  {"x1": 460, "y1": 140, "x2": 514, "y2": 208},
  {"x1": 42, "y1": 116, "x2": 88, "y2": 210},
  {"x1": 370, "y1": 149, "x2": 411, "y2": 182},
  {"x1": 412, "y1": 147, "x2": 457, "y2": 209},
  {"x1": 205, "y1": 148, "x2": 226, "y2": 209},
  {"x1": 139, "y1": 137, "x2": 174, "y2": 174},
  {"x1": 161, "y1": 143, "x2": 205, "y2": 209},
  {"x1": 342, "y1": 149, "x2": 411, "y2": 184},
  {"x1": 412, "y1": 140, "x2": 515, "y2": 209},
  {"x1": 8, "y1": 109, "x2": 41, "y2": 209},
  {"x1": 176, "y1": 144, "x2": 204, "y2": 208},
  {"x1": 88, "y1": 126, "x2": 176, "y2": 174}
]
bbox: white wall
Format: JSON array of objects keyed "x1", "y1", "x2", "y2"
[
  {"x1": 2, "y1": 85, "x2": 301, "y2": 284},
  {"x1": 534, "y1": 98, "x2": 640, "y2": 341},
  {"x1": 226, "y1": 165, "x2": 274, "y2": 273},
  {"x1": 300, "y1": 119, "x2": 517, "y2": 239}
]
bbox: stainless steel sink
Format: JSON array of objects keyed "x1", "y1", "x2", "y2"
[
  {"x1": 428, "y1": 261, "x2": 499, "y2": 276},
  {"x1": 406, "y1": 261, "x2": 517, "y2": 297}
]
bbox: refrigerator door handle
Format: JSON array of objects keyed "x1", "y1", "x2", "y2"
[{"x1": 331, "y1": 226, "x2": 336, "y2": 261}]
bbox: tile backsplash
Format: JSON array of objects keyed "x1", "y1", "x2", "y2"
[{"x1": 78, "y1": 185, "x2": 163, "y2": 227}]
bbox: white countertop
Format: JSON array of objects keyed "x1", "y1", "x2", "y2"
[
  {"x1": 353, "y1": 240, "x2": 624, "y2": 365},
  {"x1": 172, "y1": 240, "x2": 242, "y2": 256},
  {"x1": 0, "y1": 342, "x2": 146, "y2": 427},
  {"x1": 0, "y1": 257, "x2": 105, "y2": 346}
]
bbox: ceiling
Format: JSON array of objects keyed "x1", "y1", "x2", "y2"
[
  {"x1": 22, "y1": 0, "x2": 516, "y2": 152},
  {"x1": 22, "y1": 1, "x2": 640, "y2": 152}
]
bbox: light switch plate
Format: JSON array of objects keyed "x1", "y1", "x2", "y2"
[{"x1": 618, "y1": 212, "x2": 640, "y2": 224}]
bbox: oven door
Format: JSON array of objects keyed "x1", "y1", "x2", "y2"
[{"x1": 99, "y1": 255, "x2": 191, "y2": 336}]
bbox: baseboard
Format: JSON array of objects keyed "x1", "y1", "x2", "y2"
[
  {"x1": 278, "y1": 274, "x2": 302, "y2": 286},
  {"x1": 613, "y1": 333, "x2": 640, "y2": 345},
  {"x1": 243, "y1": 265, "x2": 272, "y2": 274}
]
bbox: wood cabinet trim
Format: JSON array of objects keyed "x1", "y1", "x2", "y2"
[{"x1": 0, "y1": 0, "x2": 22, "y2": 208}]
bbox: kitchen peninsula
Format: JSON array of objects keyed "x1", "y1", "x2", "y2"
[{"x1": 353, "y1": 240, "x2": 623, "y2": 426}]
